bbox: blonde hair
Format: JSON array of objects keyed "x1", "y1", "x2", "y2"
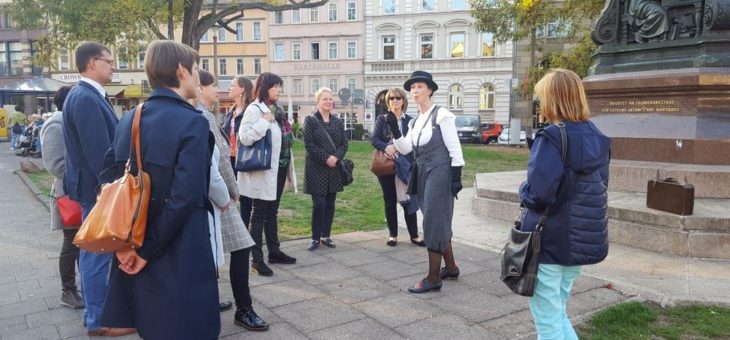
[
  {"x1": 534, "y1": 68, "x2": 590, "y2": 123},
  {"x1": 385, "y1": 87, "x2": 408, "y2": 113},
  {"x1": 314, "y1": 87, "x2": 333, "y2": 103}
]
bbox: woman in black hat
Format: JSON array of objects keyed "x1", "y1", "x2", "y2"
[{"x1": 386, "y1": 70, "x2": 464, "y2": 293}]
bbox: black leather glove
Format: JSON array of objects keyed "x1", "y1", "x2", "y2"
[
  {"x1": 385, "y1": 112, "x2": 402, "y2": 139},
  {"x1": 451, "y1": 166, "x2": 463, "y2": 199}
]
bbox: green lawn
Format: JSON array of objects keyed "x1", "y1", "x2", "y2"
[
  {"x1": 277, "y1": 141, "x2": 528, "y2": 239},
  {"x1": 577, "y1": 301, "x2": 730, "y2": 340},
  {"x1": 25, "y1": 170, "x2": 53, "y2": 197},
  {"x1": 20, "y1": 141, "x2": 529, "y2": 240}
]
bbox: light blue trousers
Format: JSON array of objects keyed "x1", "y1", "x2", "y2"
[
  {"x1": 79, "y1": 202, "x2": 112, "y2": 332},
  {"x1": 529, "y1": 264, "x2": 582, "y2": 340}
]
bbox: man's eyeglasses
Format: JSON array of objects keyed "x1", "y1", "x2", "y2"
[
  {"x1": 94, "y1": 57, "x2": 114, "y2": 66},
  {"x1": 388, "y1": 97, "x2": 402, "y2": 101}
]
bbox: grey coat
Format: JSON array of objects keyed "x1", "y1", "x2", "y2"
[
  {"x1": 200, "y1": 107, "x2": 255, "y2": 252},
  {"x1": 40, "y1": 111, "x2": 77, "y2": 230}
]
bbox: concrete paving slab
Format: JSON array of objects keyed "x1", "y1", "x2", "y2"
[
  {"x1": 288, "y1": 262, "x2": 360, "y2": 286},
  {"x1": 320, "y1": 248, "x2": 388, "y2": 267},
  {"x1": 250, "y1": 278, "x2": 326, "y2": 308},
  {"x1": 394, "y1": 314, "x2": 488, "y2": 340},
  {"x1": 318, "y1": 276, "x2": 400, "y2": 305},
  {"x1": 353, "y1": 293, "x2": 442, "y2": 328},
  {"x1": 308, "y1": 318, "x2": 406, "y2": 340},
  {"x1": 429, "y1": 290, "x2": 528, "y2": 323},
  {"x1": 272, "y1": 297, "x2": 365, "y2": 333}
]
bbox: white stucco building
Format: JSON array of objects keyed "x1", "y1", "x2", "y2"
[{"x1": 364, "y1": 0, "x2": 513, "y2": 128}]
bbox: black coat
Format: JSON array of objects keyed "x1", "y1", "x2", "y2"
[
  {"x1": 303, "y1": 112, "x2": 348, "y2": 196},
  {"x1": 100, "y1": 88, "x2": 220, "y2": 340}
]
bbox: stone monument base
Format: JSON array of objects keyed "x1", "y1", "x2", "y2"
[
  {"x1": 473, "y1": 171, "x2": 730, "y2": 259},
  {"x1": 583, "y1": 67, "x2": 730, "y2": 165}
]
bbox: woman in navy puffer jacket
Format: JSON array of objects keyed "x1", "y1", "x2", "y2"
[{"x1": 519, "y1": 69, "x2": 611, "y2": 340}]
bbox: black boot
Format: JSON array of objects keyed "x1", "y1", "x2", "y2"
[
  {"x1": 268, "y1": 250, "x2": 297, "y2": 264},
  {"x1": 251, "y1": 261, "x2": 274, "y2": 276},
  {"x1": 234, "y1": 307, "x2": 269, "y2": 331}
]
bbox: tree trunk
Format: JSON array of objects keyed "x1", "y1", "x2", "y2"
[
  {"x1": 167, "y1": 0, "x2": 174, "y2": 40},
  {"x1": 181, "y1": 0, "x2": 203, "y2": 49}
]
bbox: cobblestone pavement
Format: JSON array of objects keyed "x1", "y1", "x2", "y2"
[{"x1": 0, "y1": 144, "x2": 628, "y2": 340}]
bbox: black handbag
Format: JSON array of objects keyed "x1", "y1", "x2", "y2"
[
  {"x1": 235, "y1": 105, "x2": 273, "y2": 172},
  {"x1": 500, "y1": 122, "x2": 567, "y2": 297},
  {"x1": 311, "y1": 116, "x2": 354, "y2": 186}
]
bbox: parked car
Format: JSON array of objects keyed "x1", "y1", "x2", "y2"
[
  {"x1": 497, "y1": 127, "x2": 526, "y2": 144},
  {"x1": 455, "y1": 114, "x2": 481, "y2": 144},
  {"x1": 479, "y1": 122, "x2": 504, "y2": 144}
]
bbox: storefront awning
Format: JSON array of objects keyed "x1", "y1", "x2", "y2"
[{"x1": 104, "y1": 85, "x2": 127, "y2": 97}]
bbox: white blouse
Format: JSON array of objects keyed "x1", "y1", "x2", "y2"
[{"x1": 393, "y1": 105, "x2": 465, "y2": 167}]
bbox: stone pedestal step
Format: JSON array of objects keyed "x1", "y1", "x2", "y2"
[
  {"x1": 474, "y1": 171, "x2": 730, "y2": 259},
  {"x1": 609, "y1": 160, "x2": 730, "y2": 198}
]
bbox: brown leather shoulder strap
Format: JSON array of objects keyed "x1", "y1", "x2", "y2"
[{"x1": 129, "y1": 104, "x2": 144, "y2": 172}]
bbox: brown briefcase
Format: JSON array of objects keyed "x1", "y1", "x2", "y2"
[{"x1": 646, "y1": 177, "x2": 694, "y2": 216}]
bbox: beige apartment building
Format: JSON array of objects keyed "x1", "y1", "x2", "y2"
[
  {"x1": 364, "y1": 0, "x2": 514, "y2": 128},
  {"x1": 268, "y1": 0, "x2": 365, "y2": 126}
]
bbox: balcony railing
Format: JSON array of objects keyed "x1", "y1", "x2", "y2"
[{"x1": 369, "y1": 61, "x2": 405, "y2": 72}]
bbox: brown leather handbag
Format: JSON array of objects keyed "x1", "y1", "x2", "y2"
[
  {"x1": 74, "y1": 104, "x2": 151, "y2": 253},
  {"x1": 370, "y1": 149, "x2": 396, "y2": 176}
]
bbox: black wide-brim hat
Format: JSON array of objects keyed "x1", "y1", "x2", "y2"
[{"x1": 404, "y1": 70, "x2": 438, "y2": 92}]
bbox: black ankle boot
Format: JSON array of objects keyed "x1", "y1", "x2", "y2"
[
  {"x1": 251, "y1": 261, "x2": 274, "y2": 276},
  {"x1": 234, "y1": 308, "x2": 269, "y2": 331},
  {"x1": 268, "y1": 250, "x2": 297, "y2": 264}
]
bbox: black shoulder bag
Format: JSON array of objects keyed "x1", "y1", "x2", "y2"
[
  {"x1": 500, "y1": 122, "x2": 567, "y2": 297},
  {"x1": 311, "y1": 116, "x2": 354, "y2": 186}
]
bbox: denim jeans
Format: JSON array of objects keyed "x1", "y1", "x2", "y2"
[
  {"x1": 528, "y1": 264, "x2": 582, "y2": 340},
  {"x1": 78, "y1": 202, "x2": 112, "y2": 332}
]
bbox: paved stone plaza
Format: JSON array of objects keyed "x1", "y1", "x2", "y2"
[{"x1": 0, "y1": 144, "x2": 708, "y2": 340}]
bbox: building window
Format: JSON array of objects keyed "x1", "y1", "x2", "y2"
[
  {"x1": 58, "y1": 48, "x2": 70, "y2": 71},
  {"x1": 329, "y1": 78, "x2": 338, "y2": 92},
  {"x1": 292, "y1": 43, "x2": 302, "y2": 60},
  {"x1": 451, "y1": 0, "x2": 466, "y2": 10},
  {"x1": 347, "y1": 1, "x2": 357, "y2": 21},
  {"x1": 254, "y1": 58, "x2": 261, "y2": 74},
  {"x1": 311, "y1": 78, "x2": 320, "y2": 94},
  {"x1": 347, "y1": 41, "x2": 357, "y2": 59},
  {"x1": 274, "y1": 43, "x2": 284, "y2": 61},
  {"x1": 1, "y1": 12, "x2": 12, "y2": 29},
  {"x1": 347, "y1": 78, "x2": 356, "y2": 93},
  {"x1": 382, "y1": 35, "x2": 395, "y2": 60},
  {"x1": 280, "y1": 79, "x2": 286, "y2": 94},
  {"x1": 274, "y1": 11, "x2": 283, "y2": 24},
  {"x1": 253, "y1": 22, "x2": 262, "y2": 41},
  {"x1": 422, "y1": 0, "x2": 436, "y2": 11},
  {"x1": 536, "y1": 19, "x2": 567, "y2": 38},
  {"x1": 480, "y1": 83, "x2": 496, "y2": 110},
  {"x1": 383, "y1": 0, "x2": 396, "y2": 14},
  {"x1": 420, "y1": 34, "x2": 434, "y2": 59},
  {"x1": 30, "y1": 41, "x2": 42, "y2": 76},
  {"x1": 293, "y1": 78, "x2": 303, "y2": 95},
  {"x1": 236, "y1": 58, "x2": 243, "y2": 75},
  {"x1": 448, "y1": 84, "x2": 464, "y2": 110},
  {"x1": 218, "y1": 27, "x2": 227, "y2": 42},
  {"x1": 236, "y1": 22, "x2": 243, "y2": 41},
  {"x1": 200, "y1": 30, "x2": 209, "y2": 43},
  {"x1": 0, "y1": 44, "x2": 7, "y2": 75},
  {"x1": 449, "y1": 32, "x2": 465, "y2": 58},
  {"x1": 328, "y1": 3, "x2": 337, "y2": 21},
  {"x1": 219, "y1": 58, "x2": 227, "y2": 75},
  {"x1": 137, "y1": 47, "x2": 146, "y2": 69},
  {"x1": 311, "y1": 42, "x2": 320, "y2": 60},
  {"x1": 306, "y1": 8, "x2": 319, "y2": 24},
  {"x1": 291, "y1": 9, "x2": 301, "y2": 23},
  {"x1": 482, "y1": 32, "x2": 495, "y2": 57},
  {"x1": 201, "y1": 58, "x2": 209, "y2": 71},
  {"x1": 328, "y1": 42, "x2": 337, "y2": 59},
  {"x1": 117, "y1": 47, "x2": 129, "y2": 70}
]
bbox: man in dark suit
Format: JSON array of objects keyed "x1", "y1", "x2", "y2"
[
  {"x1": 100, "y1": 40, "x2": 220, "y2": 340},
  {"x1": 62, "y1": 42, "x2": 134, "y2": 337}
]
